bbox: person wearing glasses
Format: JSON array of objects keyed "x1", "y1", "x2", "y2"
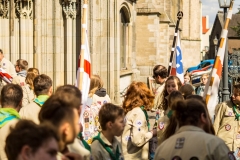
[
  {"x1": 152, "y1": 65, "x2": 168, "y2": 111},
  {"x1": 12, "y1": 59, "x2": 28, "y2": 86},
  {"x1": 214, "y1": 84, "x2": 240, "y2": 154},
  {"x1": 195, "y1": 73, "x2": 209, "y2": 96}
]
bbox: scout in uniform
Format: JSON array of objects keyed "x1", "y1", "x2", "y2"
[
  {"x1": 214, "y1": 84, "x2": 240, "y2": 152},
  {"x1": 0, "y1": 84, "x2": 23, "y2": 160},
  {"x1": 154, "y1": 99, "x2": 231, "y2": 160},
  {"x1": 121, "y1": 81, "x2": 156, "y2": 160},
  {"x1": 19, "y1": 74, "x2": 52, "y2": 124},
  {"x1": 12, "y1": 59, "x2": 28, "y2": 86},
  {"x1": 91, "y1": 103, "x2": 125, "y2": 160}
]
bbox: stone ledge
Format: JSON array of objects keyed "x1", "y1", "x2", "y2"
[{"x1": 120, "y1": 70, "x2": 133, "y2": 77}]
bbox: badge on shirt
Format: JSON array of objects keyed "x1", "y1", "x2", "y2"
[
  {"x1": 228, "y1": 111, "x2": 233, "y2": 116},
  {"x1": 159, "y1": 122, "x2": 164, "y2": 130},
  {"x1": 103, "y1": 100, "x2": 107, "y2": 104},
  {"x1": 237, "y1": 134, "x2": 240, "y2": 139},
  {"x1": 136, "y1": 120, "x2": 142, "y2": 127},
  {"x1": 225, "y1": 124, "x2": 231, "y2": 131},
  {"x1": 175, "y1": 137, "x2": 185, "y2": 149}
]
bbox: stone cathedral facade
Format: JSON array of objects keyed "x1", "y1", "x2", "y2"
[{"x1": 0, "y1": 0, "x2": 201, "y2": 104}]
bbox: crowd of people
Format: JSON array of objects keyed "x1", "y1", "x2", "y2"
[{"x1": 0, "y1": 48, "x2": 238, "y2": 160}]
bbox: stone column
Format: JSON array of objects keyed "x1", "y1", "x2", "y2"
[{"x1": 62, "y1": 0, "x2": 78, "y2": 84}]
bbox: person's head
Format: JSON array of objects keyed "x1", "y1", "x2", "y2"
[
  {"x1": 172, "y1": 99, "x2": 211, "y2": 133},
  {"x1": 89, "y1": 75, "x2": 103, "y2": 97},
  {"x1": 33, "y1": 74, "x2": 52, "y2": 96},
  {"x1": 160, "y1": 76, "x2": 182, "y2": 111},
  {"x1": 201, "y1": 74, "x2": 209, "y2": 85},
  {"x1": 0, "y1": 49, "x2": 4, "y2": 61},
  {"x1": 99, "y1": 103, "x2": 125, "y2": 136},
  {"x1": 184, "y1": 72, "x2": 192, "y2": 84},
  {"x1": 122, "y1": 81, "x2": 154, "y2": 113},
  {"x1": 165, "y1": 76, "x2": 182, "y2": 94},
  {"x1": 39, "y1": 95, "x2": 80, "y2": 151},
  {"x1": 1, "y1": 84, "x2": 23, "y2": 111},
  {"x1": 5, "y1": 120, "x2": 59, "y2": 160},
  {"x1": 168, "y1": 91, "x2": 184, "y2": 109},
  {"x1": 55, "y1": 85, "x2": 82, "y2": 115},
  {"x1": 152, "y1": 65, "x2": 167, "y2": 84},
  {"x1": 15, "y1": 59, "x2": 28, "y2": 72},
  {"x1": 25, "y1": 73, "x2": 37, "y2": 90},
  {"x1": 179, "y1": 84, "x2": 195, "y2": 99},
  {"x1": 28, "y1": 68, "x2": 40, "y2": 76},
  {"x1": 232, "y1": 84, "x2": 240, "y2": 106}
]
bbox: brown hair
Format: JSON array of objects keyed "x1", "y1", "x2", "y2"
[
  {"x1": 168, "y1": 91, "x2": 184, "y2": 109},
  {"x1": 16, "y1": 59, "x2": 28, "y2": 70},
  {"x1": 153, "y1": 65, "x2": 167, "y2": 79},
  {"x1": 0, "y1": 49, "x2": 3, "y2": 54},
  {"x1": 33, "y1": 74, "x2": 52, "y2": 96},
  {"x1": 28, "y1": 68, "x2": 40, "y2": 76},
  {"x1": 179, "y1": 84, "x2": 195, "y2": 99},
  {"x1": 160, "y1": 76, "x2": 182, "y2": 110},
  {"x1": 39, "y1": 95, "x2": 78, "y2": 128},
  {"x1": 25, "y1": 73, "x2": 37, "y2": 90},
  {"x1": 1, "y1": 84, "x2": 23, "y2": 109},
  {"x1": 5, "y1": 120, "x2": 59, "y2": 160},
  {"x1": 89, "y1": 75, "x2": 103, "y2": 97},
  {"x1": 184, "y1": 72, "x2": 192, "y2": 84},
  {"x1": 99, "y1": 103, "x2": 124, "y2": 130},
  {"x1": 122, "y1": 81, "x2": 154, "y2": 113}
]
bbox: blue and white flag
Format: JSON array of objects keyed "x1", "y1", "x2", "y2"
[{"x1": 171, "y1": 31, "x2": 184, "y2": 83}]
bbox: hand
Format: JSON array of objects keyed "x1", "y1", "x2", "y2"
[
  {"x1": 151, "y1": 129, "x2": 157, "y2": 137},
  {"x1": 63, "y1": 152, "x2": 83, "y2": 160}
]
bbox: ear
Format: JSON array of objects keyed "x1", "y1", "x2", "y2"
[
  {"x1": 48, "y1": 86, "x2": 53, "y2": 96},
  {"x1": 16, "y1": 100, "x2": 23, "y2": 112},
  {"x1": 200, "y1": 113, "x2": 207, "y2": 124},
  {"x1": 106, "y1": 121, "x2": 113, "y2": 130},
  {"x1": 20, "y1": 145, "x2": 33, "y2": 160},
  {"x1": 62, "y1": 122, "x2": 70, "y2": 135}
]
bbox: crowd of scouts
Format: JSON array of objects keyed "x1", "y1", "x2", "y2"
[{"x1": 0, "y1": 48, "x2": 239, "y2": 160}]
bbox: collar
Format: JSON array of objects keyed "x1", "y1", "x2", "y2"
[
  {"x1": 34, "y1": 95, "x2": 49, "y2": 106},
  {"x1": 100, "y1": 132, "x2": 118, "y2": 148},
  {"x1": 176, "y1": 125, "x2": 205, "y2": 134},
  {"x1": 17, "y1": 70, "x2": 27, "y2": 77}
]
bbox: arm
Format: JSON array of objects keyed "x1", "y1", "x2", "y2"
[{"x1": 213, "y1": 103, "x2": 226, "y2": 135}]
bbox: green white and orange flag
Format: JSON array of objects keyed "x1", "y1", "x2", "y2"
[{"x1": 203, "y1": 0, "x2": 234, "y2": 120}]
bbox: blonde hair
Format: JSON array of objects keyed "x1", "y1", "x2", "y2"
[
  {"x1": 89, "y1": 75, "x2": 103, "y2": 97},
  {"x1": 25, "y1": 73, "x2": 37, "y2": 90},
  {"x1": 27, "y1": 68, "x2": 39, "y2": 76}
]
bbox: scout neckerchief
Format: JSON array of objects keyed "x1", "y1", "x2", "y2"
[
  {"x1": 140, "y1": 106, "x2": 150, "y2": 131},
  {"x1": 77, "y1": 132, "x2": 91, "y2": 152},
  {"x1": 92, "y1": 132, "x2": 120, "y2": 160},
  {"x1": 34, "y1": 95, "x2": 49, "y2": 107},
  {"x1": 167, "y1": 110, "x2": 173, "y2": 119},
  {"x1": 233, "y1": 104, "x2": 240, "y2": 121},
  {"x1": 0, "y1": 108, "x2": 20, "y2": 128}
]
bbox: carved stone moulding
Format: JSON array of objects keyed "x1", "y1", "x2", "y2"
[
  {"x1": 15, "y1": 0, "x2": 33, "y2": 19},
  {"x1": 62, "y1": 0, "x2": 80, "y2": 19},
  {"x1": 0, "y1": 0, "x2": 9, "y2": 19}
]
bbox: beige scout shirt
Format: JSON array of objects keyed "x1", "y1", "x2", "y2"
[
  {"x1": 0, "y1": 58, "x2": 17, "y2": 78},
  {"x1": 0, "y1": 119, "x2": 18, "y2": 160},
  {"x1": 214, "y1": 100, "x2": 240, "y2": 151},
  {"x1": 91, "y1": 133, "x2": 124, "y2": 160},
  {"x1": 121, "y1": 107, "x2": 153, "y2": 160},
  {"x1": 19, "y1": 101, "x2": 40, "y2": 124},
  {"x1": 12, "y1": 75, "x2": 26, "y2": 86},
  {"x1": 68, "y1": 138, "x2": 91, "y2": 160},
  {"x1": 153, "y1": 83, "x2": 165, "y2": 110},
  {"x1": 21, "y1": 84, "x2": 35, "y2": 107},
  {"x1": 157, "y1": 114, "x2": 169, "y2": 145},
  {"x1": 154, "y1": 125, "x2": 230, "y2": 160}
]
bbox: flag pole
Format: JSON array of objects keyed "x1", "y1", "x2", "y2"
[
  {"x1": 78, "y1": 0, "x2": 88, "y2": 91},
  {"x1": 167, "y1": 11, "x2": 183, "y2": 76},
  {"x1": 203, "y1": 0, "x2": 234, "y2": 120}
]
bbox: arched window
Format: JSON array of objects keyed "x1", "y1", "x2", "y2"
[{"x1": 120, "y1": 6, "x2": 130, "y2": 69}]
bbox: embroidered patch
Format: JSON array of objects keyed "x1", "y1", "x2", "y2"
[
  {"x1": 225, "y1": 124, "x2": 231, "y2": 131},
  {"x1": 125, "y1": 136, "x2": 131, "y2": 141},
  {"x1": 228, "y1": 111, "x2": 233, "y2": 116},
  {"x1": 136, "y1": 120, "x2": 142, "y2": 127},
  {"x1": 159, "y1": 122, "x2": 164, "y2": 130},
  {"x1": 103, "y1": 100, "x2": 107, "y2": 104},
  {"x1": 171, "y1": 156, "x2": 182, "y2": 160},
  {"x1": 228, "y1": 151, "x2": 236, "y2": 160},
  {"x1": 83, "y1": 111, "x2": 89, "y2": 117},
  {"x1": 175, "y1": 137, "x2": 185, "y2": 149},
  {"x1": 237, "y1": 134, "x2": 240, "y2": 139},
  {"x1": 97, "y1": 101, "x2": 101, "y2": 105}
]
